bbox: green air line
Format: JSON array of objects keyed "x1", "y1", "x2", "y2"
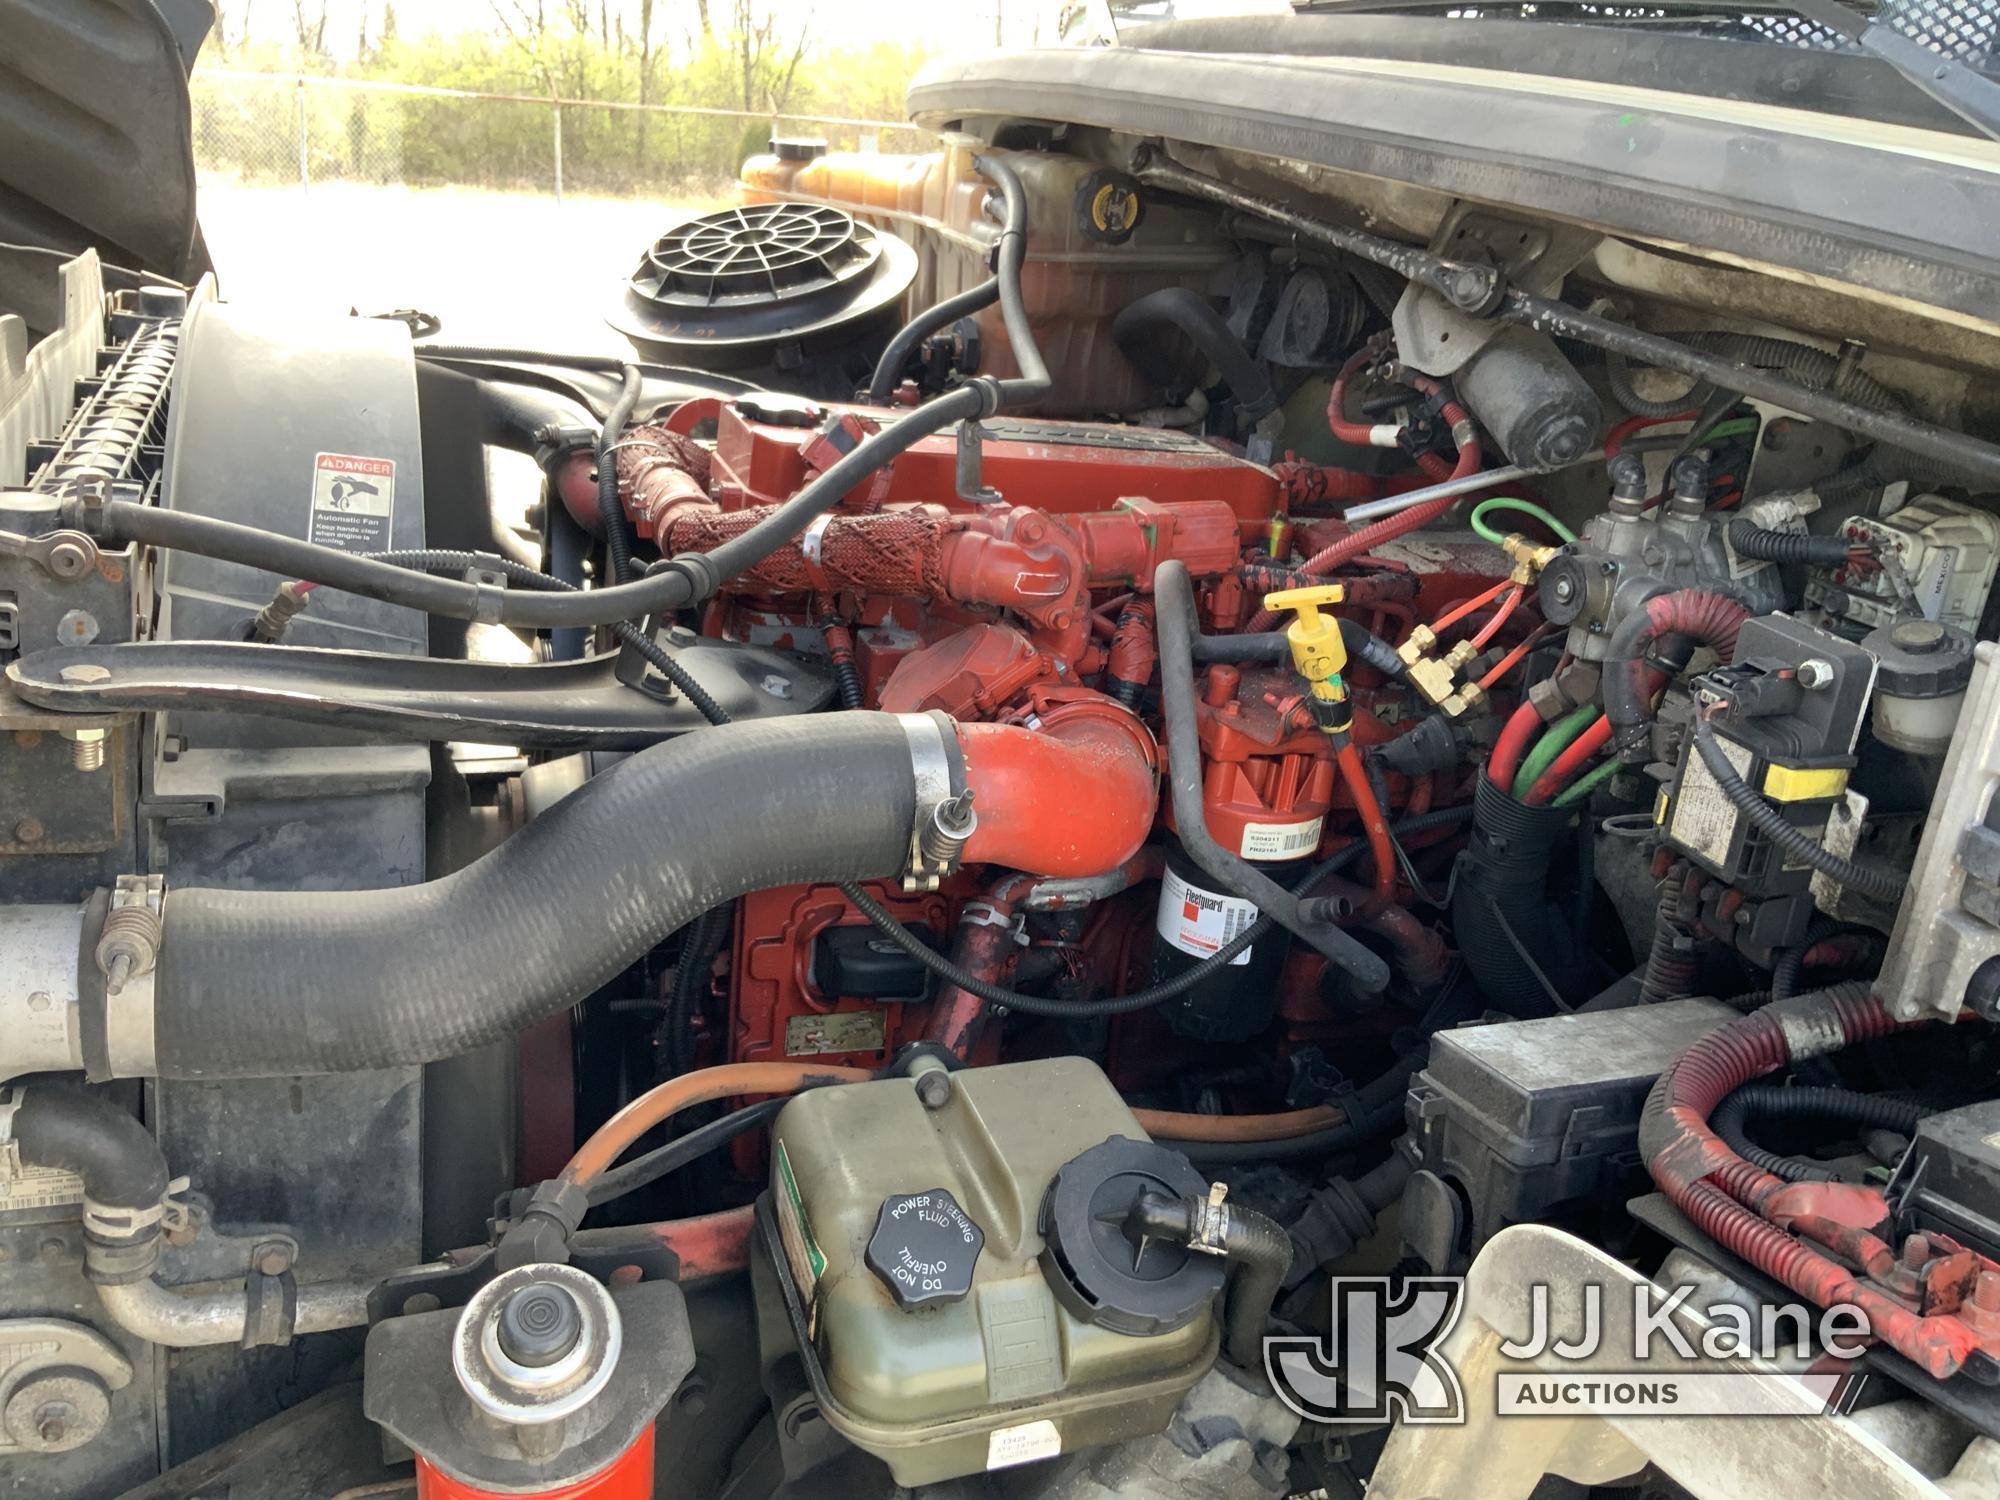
[
  {"x1": 1554, "y1": 756, "x2": 1622, "y2": 808},
  {"x1": 1471, "y1": 496, "x2": 1578, "y2": 547},
  {"x1": 1513, "y1": 705, "x2": 1599, "y2": 800}
]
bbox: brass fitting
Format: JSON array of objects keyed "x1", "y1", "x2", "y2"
[
  {"x1": 1404, "y1": 655, "x2": 1459, "y2": 710},
  {"x1": 1262, "y1": 583, "x2": 1351, "y2": 736},
  {"x1": 1500, "y1": 533, "x2": 1560, "y2": 587},
  {"x1": 1396, "y1": 623, "x2": 1438, "y2": 670}
]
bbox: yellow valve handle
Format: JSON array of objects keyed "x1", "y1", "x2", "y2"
[{"x1": 1261, "y1": 584, "x2": 1349, "y2": 708}]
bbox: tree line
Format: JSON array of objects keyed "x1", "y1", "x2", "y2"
[{"x1": 193, "y1": 2, "x2": 936, "y2": 195}]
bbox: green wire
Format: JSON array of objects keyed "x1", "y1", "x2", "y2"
[
  {"x1": 1553, "y1": 756, "x2": 1622, "y2": 808},
  {"x1": 1513, "y1": 705, "x2": 1599, "y2": 800},
  {"x1": 1470, "y1": 496, "x2": 1578, "y2": 547},
  {"x1": 1699, "y1": 417, "x2": 1760, "y2": 443}
]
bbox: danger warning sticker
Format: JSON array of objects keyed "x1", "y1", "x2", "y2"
[
  {"x1": 1157, "y1": 866, "x2": 1256, "y2": 966},
  {"x1": 308, "y1": 452, "x2": 395, "y2": 554}
]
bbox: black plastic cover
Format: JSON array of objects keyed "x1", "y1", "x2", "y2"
[
  {"x1": 817, "y1": 924, "x2": 942, "y2": 1001},
  {"x1": 1890, "y1": 1100, "x2": 2000, "y2": 1259},
  {"x1": 1038, "y1": 1136, "x2": 1225, "y2": 1337}
]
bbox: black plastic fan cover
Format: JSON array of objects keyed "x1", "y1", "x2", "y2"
[{"x1": 611, "y1": 201, "x2": 917, "y2": 364}]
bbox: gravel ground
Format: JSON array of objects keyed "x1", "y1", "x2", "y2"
[{"x1": 197, "y1": 178, "x2": 723, "y2": 352}]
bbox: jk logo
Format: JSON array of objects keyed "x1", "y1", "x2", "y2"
[{"x1": 1264, "y1": 1277, "x2": 1466, "y2": 1425}]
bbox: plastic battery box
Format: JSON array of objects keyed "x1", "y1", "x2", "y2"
[{"x1": 1405, "y1": 999, "x2": 1736, "y2": 1263}]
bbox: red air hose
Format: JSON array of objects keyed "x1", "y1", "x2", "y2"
[
  {"x1": 1521, "y1": 715, "x2": 1613, "y2": 806},
  {"x1": 1247, "y1": 368, "x2": 1484, "y2": 633},
  {"x1": 1487, "y1": 701, "x2": 1543, "y2": 792},
  {"x1": 1337, "y1": 741, "x2": 1397, "y2": 911}
]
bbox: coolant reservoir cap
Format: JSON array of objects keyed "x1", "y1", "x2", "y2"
[
  {"x1": 865, "y1": 1189, "x2": 984, "y2": 1310},
  {"x1": 1038, "y1": 1136, "x2": 1227, "y2": 1338}
]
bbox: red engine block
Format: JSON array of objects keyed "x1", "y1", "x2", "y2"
[{"x1": 597, "y1": 397, "x2": 1517, "y2": 1078}]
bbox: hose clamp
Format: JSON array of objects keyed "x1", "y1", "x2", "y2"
[
  {"x1": 461, "y1": 565, "x2": 509, "y2": 626},
  {"x1": 1186, "y1": 1182, "x2": 1232, "y2": 1257},
  {"x1": 99, "y1": 875, "x2": 163, "y2": 1079},
  {"x1": 799, "y1": 513, "x2": 836, "y2": 594},
  {"x1": 895, "y1": 711, "x2": 974, "y2": 893}
]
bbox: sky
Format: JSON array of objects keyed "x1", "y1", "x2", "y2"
[{"x1": 228, "y1": 0, "x2": 1039, "y2": 57}]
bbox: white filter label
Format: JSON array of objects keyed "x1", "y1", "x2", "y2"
[
  {"x1": 309, "y1": 452, "x2": 396, "y2": 553},
  {"x1": 1158, "y1": 866, "x2": 1256, "y2": 966},
  {"x1": 986, "y1": 1419, "x2": 1061, "y2": 1470},
  {"x1": 1240, "y1": 815, "x2": 1323, "y2": 861}
]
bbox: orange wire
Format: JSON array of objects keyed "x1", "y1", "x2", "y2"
[
  {"x1": 1466, "y1": 585, "x2": 1523, "y2": 651},
  {"x1": 1336, "y1": 741, "x2": 1397, "y2": 909},
  {"x1": 1423, "y1": 577, "x2": 1512, "y2": 636},
  {"x1": 1131, "y1": 1103, "x2": 1347, "y2": 1142},
  {"x1": 563, "y1": 1061, "x2": 873, "y2": 1186},
  {"x1": 1476, "y1": 622, "x2": 1556, "y2": 690}
]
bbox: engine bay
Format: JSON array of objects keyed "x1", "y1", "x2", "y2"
[{"x1": 5, "y1": 120, "x2": 2000, "y2": 1500}]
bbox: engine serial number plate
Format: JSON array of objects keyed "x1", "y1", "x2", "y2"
[{"x1": 784, "y1": 1008, "x2": 886, "y2": 1057}]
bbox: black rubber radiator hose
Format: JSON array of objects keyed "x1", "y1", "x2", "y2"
[
  {"x1": 1111, "y1": 286, "x2": 1279, "y2": 424},
  {"x1": 12, "y1": 1085, "x2": 168, "y2": 1222},
  {"x1": 148, "y1": 715, "x2": 919, "y2": 1077}
]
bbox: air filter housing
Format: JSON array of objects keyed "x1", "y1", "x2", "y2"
[{"x1": 611, "y1": 202, "x2": 916, "y2": 367}]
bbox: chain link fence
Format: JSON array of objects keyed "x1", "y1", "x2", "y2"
[{"x1": 189, "y1": 70, "x2": 931, "y2": 200}]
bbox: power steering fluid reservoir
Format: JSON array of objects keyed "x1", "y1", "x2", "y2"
[{"x1": 762, "y1": 1057, "x2": 1221, "y2": 1485}]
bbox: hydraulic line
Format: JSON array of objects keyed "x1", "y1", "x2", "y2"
[
  {"x1": 1427, "y1": 578, "x2": 1513, "y2": 637},
  {"x1": 1550, "y1": 755, "x2": 1620, "y2": 808},
  {"x1": 1465, "y1": 585, "x2": 1522, "y2": 651},
  {"x1": 1133, "y1": 152, "x2": 2000, "y2": 485},
  {"x1": 1475, "y1": 623, "x2": 1557, "y2": 692}
]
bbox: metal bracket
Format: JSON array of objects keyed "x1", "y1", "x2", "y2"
[
  {"x1": 0, "y1": 526, "x2": 99, "y2": 582},
  {"x1": 955, "y1": 420, "x2": 1003, "y2": 506}
]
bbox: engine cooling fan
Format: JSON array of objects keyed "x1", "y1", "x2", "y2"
[{"x1": 611, "y1": 201, "x2": 917, "y2": 365}]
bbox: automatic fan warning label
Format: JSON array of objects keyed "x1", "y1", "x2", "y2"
[{"x1": 308, "y1": 452, "x2": 395, "y2": 553}]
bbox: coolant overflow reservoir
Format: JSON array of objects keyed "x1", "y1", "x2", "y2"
[{"x1": 763, "y1": 1057, "x2": 1219, "y2": 1485}]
